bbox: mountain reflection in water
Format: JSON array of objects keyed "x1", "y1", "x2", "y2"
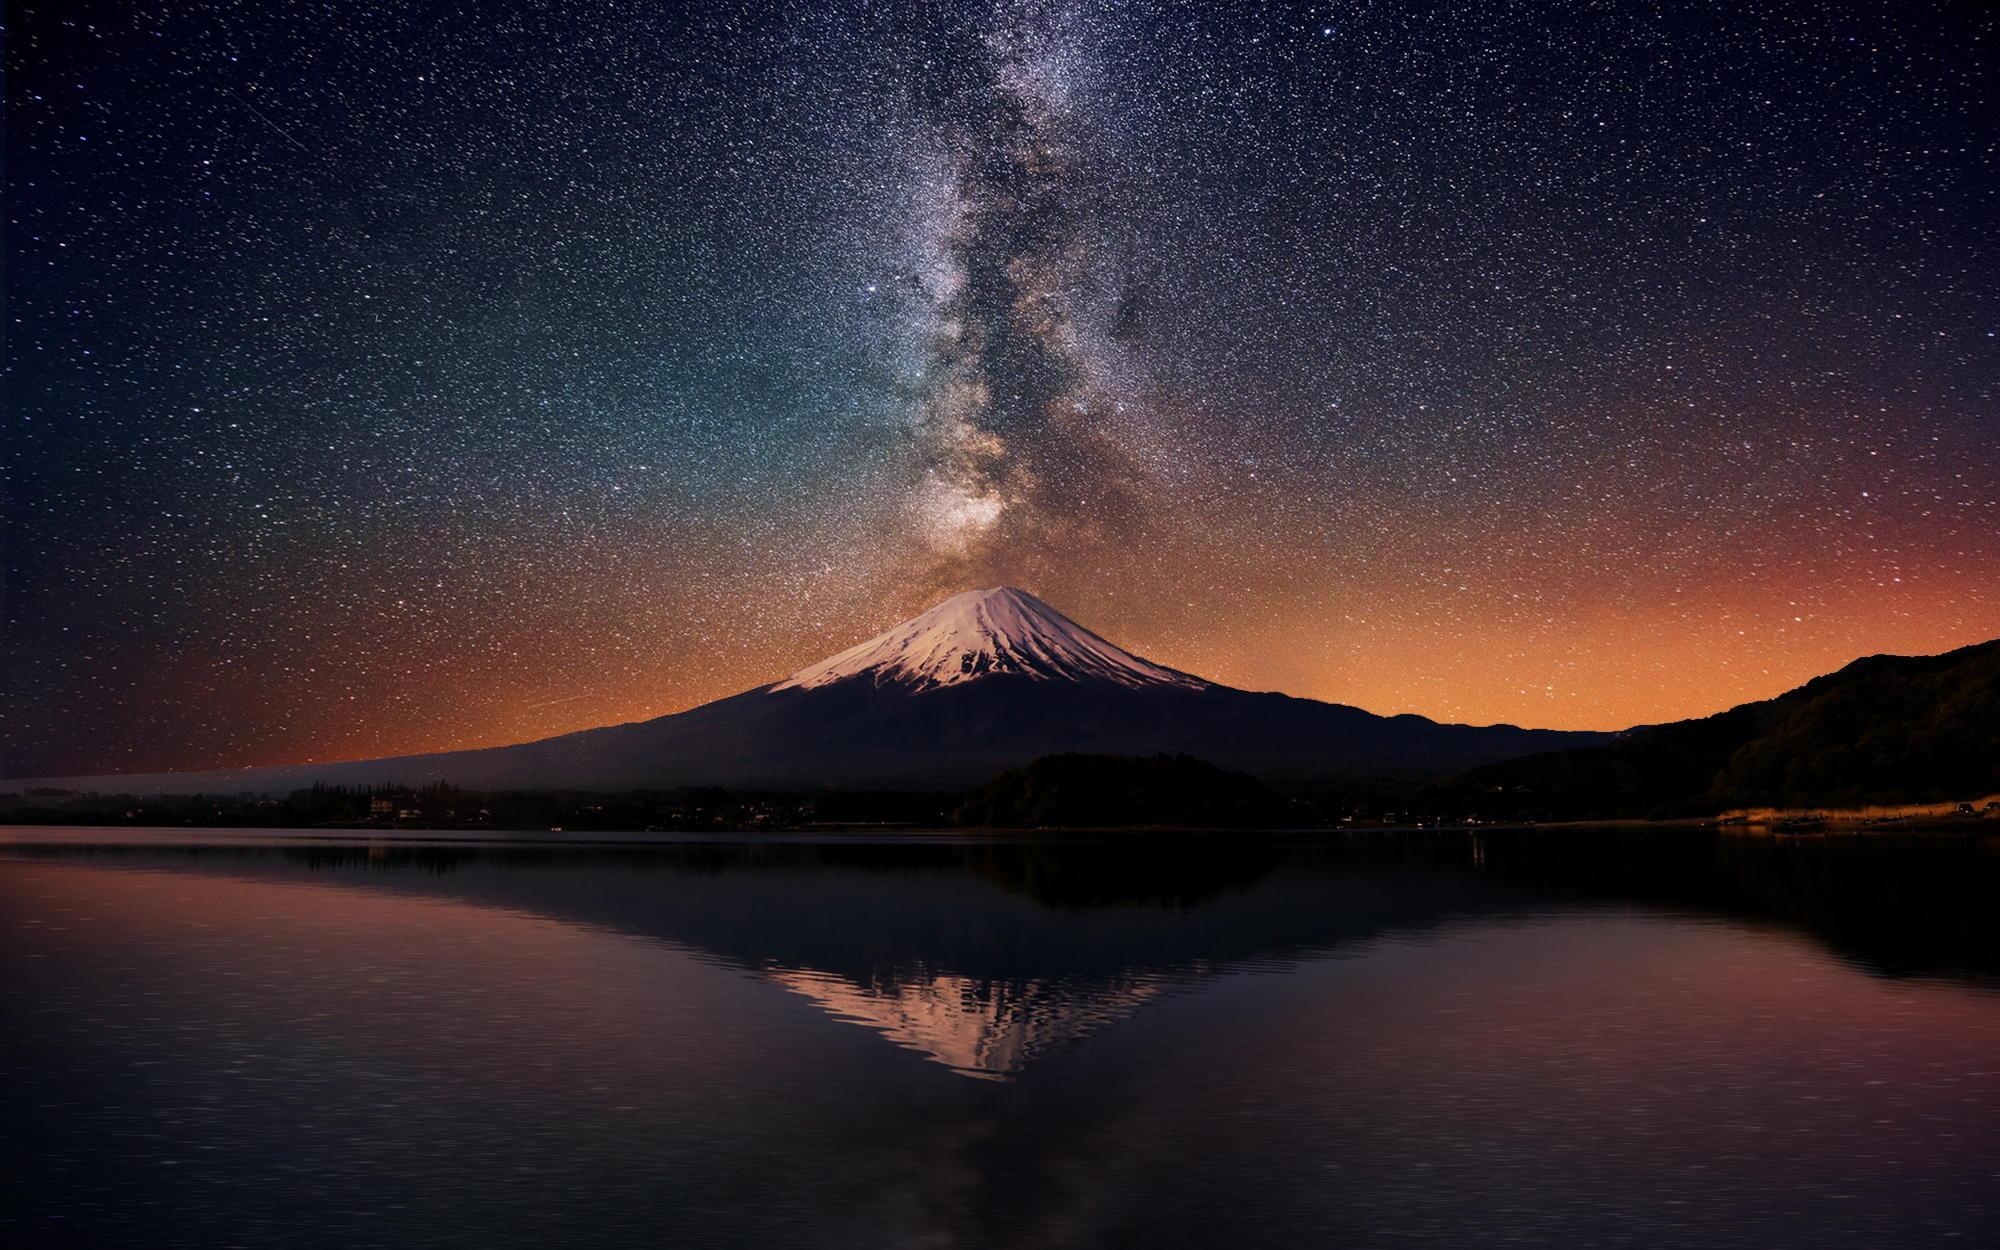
[{"x1": 3, "y1": 829, "x2": 1997, "y2": 1249}]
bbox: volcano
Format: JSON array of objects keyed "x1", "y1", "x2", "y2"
[{"x1": 35, "y1": 587, "x2": 1606, "y2": 794}]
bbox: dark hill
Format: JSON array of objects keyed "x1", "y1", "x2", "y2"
[{"x1": 1455, "y1": 639, "x2": 2000, "y2": 818}]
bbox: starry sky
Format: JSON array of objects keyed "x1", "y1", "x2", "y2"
[{"x1": 6, "y1": 0, "x2": 1997, "y2": 778}]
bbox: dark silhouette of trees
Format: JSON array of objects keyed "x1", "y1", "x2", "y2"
[{"x1": 955, "y1": 754, "x2": 1290, "y2": 828}]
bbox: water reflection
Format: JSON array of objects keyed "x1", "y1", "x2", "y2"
[
  {"x1": 4, "y1": 830, "x2": 1998, "y2": 1248},
  {"x1": 766, "y1": 965, "x2": 1175, "y2": 1079},
  {"x1": 8, "y1": 830, "x2": 1998, "y2": 1081}
]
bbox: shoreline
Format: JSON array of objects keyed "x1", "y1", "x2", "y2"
[{"x1": 2, "y1": 815, "x2": 1996, "y2": 845}]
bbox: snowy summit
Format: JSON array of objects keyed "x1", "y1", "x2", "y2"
[{"x1": 772, "y1": 587, "x2": 1210, "y2": 694}]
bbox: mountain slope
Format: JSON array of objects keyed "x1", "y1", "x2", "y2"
[
  {"x1": 24, "y1": 587, "x2": 1606, "y2": 795},
  {"x1": 1454, "y1": 638, "x2": 2000, "y2": 817}
]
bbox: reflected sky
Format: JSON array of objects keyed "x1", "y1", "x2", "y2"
[{"x1": 3, "y1": 833, "x2": 1998, "y2": 1248}]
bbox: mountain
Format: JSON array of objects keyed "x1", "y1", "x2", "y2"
[
  {"x1": 23, "y1": 586, "x2": 1605, "y2": 795},
  {"x1": 1452, "y1": 638, "x2": 2000, "y2": 818}
]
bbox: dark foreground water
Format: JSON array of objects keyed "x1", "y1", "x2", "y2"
[{"x1": 3, "y1": 828, "x2": 1997, "y2": 1249}]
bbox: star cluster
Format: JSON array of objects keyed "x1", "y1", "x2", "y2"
[{"x1": 6, "y1": 0, "x2": 1996, "y2": 775}]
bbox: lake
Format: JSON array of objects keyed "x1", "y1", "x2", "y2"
[{"x1": 3, "y1": 827, "x2": 1996, "y2": 1248}]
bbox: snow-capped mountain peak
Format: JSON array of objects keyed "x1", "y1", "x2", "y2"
[{"x1": 772, "y1": 587, "x2": 1210, "y2": 694}]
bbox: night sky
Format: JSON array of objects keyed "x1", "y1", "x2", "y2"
[{"x1": 7, "y1": 0, "x2": 1997, "y2": 778}]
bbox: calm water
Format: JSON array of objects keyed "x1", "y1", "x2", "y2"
[{"x1": 3, "y1": 828, "x2": 1997, "y2": 1249}]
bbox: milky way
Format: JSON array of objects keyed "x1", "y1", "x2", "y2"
[
  {"x1": 6, "y1": 0, "x2": 1997, "y2": 775},
  {"x1": 857, "y1": 3, "x2": 1165, "y2": 587}
]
